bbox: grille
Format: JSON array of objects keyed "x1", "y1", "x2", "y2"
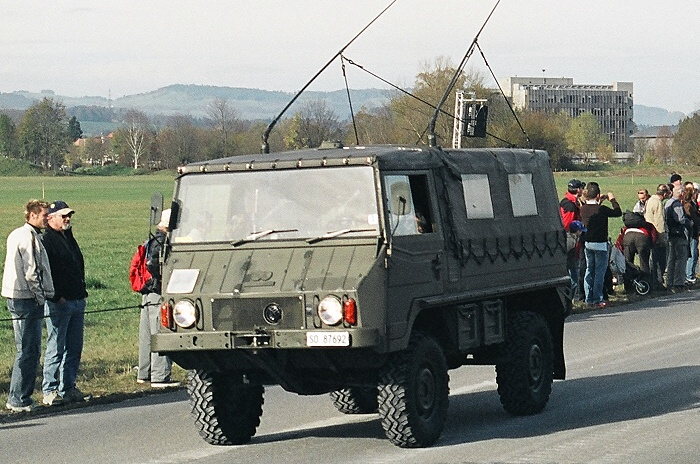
[{"x1": 212, "y1": 297, "x2": 304, "y2": 331}]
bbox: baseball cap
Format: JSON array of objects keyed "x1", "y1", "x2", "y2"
[
  {"x1": 567, "y1": 179, "x2": 585, "y2": 190},
  {"x1": 47, "y1": 200, "x2": 75, "y2": 216},
  {"x1": 569, "y1": 220, "x2": 587, "y2": 233}
]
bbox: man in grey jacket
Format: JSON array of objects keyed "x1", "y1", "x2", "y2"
[{"x1": 2, "y1": 200, "x2": 55, "y2": 412}]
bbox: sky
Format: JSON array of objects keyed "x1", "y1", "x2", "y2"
[{"x1": 1, "y1": 0, "x2": 699, "y2": 114}]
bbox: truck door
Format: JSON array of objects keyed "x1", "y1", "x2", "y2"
[{"x1": 383, "y1": 173, "x2": 444, "y2": 339}]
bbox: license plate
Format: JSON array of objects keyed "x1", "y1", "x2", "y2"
[{"x1": 306, "y1": 331, "x2": 350, "y2": 347}]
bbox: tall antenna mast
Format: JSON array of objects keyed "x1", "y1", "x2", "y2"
[
  {"x1": 261, "y1": 0, "x2": 399, "y2": 154},
  {"x1": 427, "y1": 0, "x2": 501, "y2": 147}
]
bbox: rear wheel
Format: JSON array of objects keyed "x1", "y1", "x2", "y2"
[
  {"x1": 187, "y1": 369, "x2": 264, "y2": 445},
  {"x1": 496, "y1": 311, "x2": 553, "y2": 415},
  {"x1": 330, "y1": 387, "x2": 377, "y2": 414},
  {"x1": 377, "y1": 331, "x2": 449, "y2": 448}
]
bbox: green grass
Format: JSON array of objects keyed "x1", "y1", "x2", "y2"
[
  {"x1": 1, "y1": 164, "x2": 697, "y2": 414},
  {"x1": 554, "y1": 167, "x2": 700, "y2": 238},
  {"x1": 0, "y1": 174, "x2": 179, "y2": 412}
]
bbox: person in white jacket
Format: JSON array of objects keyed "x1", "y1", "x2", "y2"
[{"x1": 2, "y1": 200, "x2": 55, "y2": 412}]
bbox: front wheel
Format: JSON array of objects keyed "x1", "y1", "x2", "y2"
[
  {"x1": 187, "y1": 369, "x2": 264, "y2": 445},
  {"x1": 378, "y1": 331, "x2": 449, "y2": 448},
  {"x1": 496, "y1": 311, "x2": 553, "y2": 416}
]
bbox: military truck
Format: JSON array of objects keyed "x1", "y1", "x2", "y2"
[{"x1": 152, "y1": 145, "x2": 570, "y2": 448}]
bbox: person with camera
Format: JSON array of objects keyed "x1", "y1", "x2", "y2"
[{"x1": 580, "y1": 182, "x2": 621, "y2": 309}]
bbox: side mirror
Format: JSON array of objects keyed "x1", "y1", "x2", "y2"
[
  {"x1": 168, "y1": 200, "x2": 181, "y2": 231},
  {"x1": 150, "y1": 192, "x2": 164, "y2": 226}
]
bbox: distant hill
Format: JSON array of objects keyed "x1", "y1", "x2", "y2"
[
  {"x1": 634, "y1": 104, "x2": 687, "y2": 127},
  {"x1": 1, "y1": 85, "x2": 390, "y2": 124},
  {"x1": 0, "y1": 85, "x2": 692, "y2": 136}
]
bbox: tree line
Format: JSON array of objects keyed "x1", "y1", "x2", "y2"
[{"x1": 1, "y1": 60, "x2": 699, "y2": 172}]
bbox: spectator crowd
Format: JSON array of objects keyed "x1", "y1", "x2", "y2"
[{"x1": 561, "y1": 173, "x2": 700, "y2": 309}]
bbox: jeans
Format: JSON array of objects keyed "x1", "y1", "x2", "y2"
[
  {"x1": 43, "y1": 298, "x2": 86, "y2": 395},
  {"x1": 666, "y1": 236, "x2": 689, "y2": 288},
  {"x1": 7, "y1": 298, "x2": 43, "y2": 407},
  {"x1": 650, "y1": 233, "x2": 668, "y2": 289},
  {"x1": 686, "y1": 236, "x2": 699, "y2": 280},
  {"x1": 584, "y1": 247, "x2": 609, "y2": 304},
  {"x1": 138, "y1": 293, "x2": 172, "y2": 382}
]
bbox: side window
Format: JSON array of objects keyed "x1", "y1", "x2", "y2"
[
  {"x1": 461, "y1": 174, "x2": 494, "y2": 219},
  {"x1": 508, "y1": 173, "x2": 538, "y2": 217},
  {"x1": 385, "y1": 174, "x2": 435, "y2": 236}
]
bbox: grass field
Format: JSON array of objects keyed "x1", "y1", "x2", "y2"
[
  {"x1": 1, "y1": 165, "x2": 698, "y2": 413},
  {"x1": 0, "y1": 174, "x2": 176, "y2": 411}
]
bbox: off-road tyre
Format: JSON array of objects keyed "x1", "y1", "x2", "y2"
[
  {"x1": 496, "y1": 311, "x2": 553, "y2": 416},
  {"x1": 330, "y1": 387, "x2": 378, "y2": 414},
  {"x1": 377, "y1": 331, "x2": 449, "y2": 448},
  {"x1": 187, "y1": 369, "x2": 264, "y2": 445}
]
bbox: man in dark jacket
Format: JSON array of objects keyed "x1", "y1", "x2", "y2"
[
  {"x1": 137, "y1": 209, "x2": 178, "y2": 388},
  {"x1": 665, "y1": 186, "x2": 692, "y2": 292},
  {"x1": 41, "y1": 200, "x2": 88, "y2": 404},
  {"x1": 580, "y1": 182, "x2": 622, "y2": 308}
]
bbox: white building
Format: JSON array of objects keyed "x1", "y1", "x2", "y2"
[{"x1": 501, "y1": 77, "x2": 634, "y2": 153}]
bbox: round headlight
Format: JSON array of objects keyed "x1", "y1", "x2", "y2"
[
  {"x1": 318, "y1": 295, "x2": 343, "y2": 326},
  {"x1": 173, "y1": 300, "x2": 197, "y2": 328}
]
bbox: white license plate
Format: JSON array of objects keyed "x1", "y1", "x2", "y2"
[{"x1": 306, "y1": 331, "x2": 350, "y2": 347}]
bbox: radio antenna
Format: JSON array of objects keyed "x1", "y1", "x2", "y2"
[
  {"x1": 427, "y1": 0, "x2": 501, "y2": 147},
  {"x1": 261, "y1": 0, "x2": 399, "y2": 154}
]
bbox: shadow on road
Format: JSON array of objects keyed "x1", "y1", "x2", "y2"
[{"x1": 250, "y1": 365, "x2": 700, "y2": 447}]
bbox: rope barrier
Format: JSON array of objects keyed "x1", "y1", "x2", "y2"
[{"x1": 0, "y1": 302, "x2": 152, "y2": 323}]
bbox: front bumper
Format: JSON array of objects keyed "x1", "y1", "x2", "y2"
[{"x1": 152, "y1": 327, "x2": 382, "y2": 352}]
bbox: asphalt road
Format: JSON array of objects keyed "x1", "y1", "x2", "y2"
[{"x1": 3, "y1": 292, "x2": 699, "y2": 464}]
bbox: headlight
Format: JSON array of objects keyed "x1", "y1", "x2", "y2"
[
  {"x1": 318, "y1": 295, "x2": 343, "y2": 326},
  {"x1": 173, "y1": 300, "x2": 197, "y2": 328}
]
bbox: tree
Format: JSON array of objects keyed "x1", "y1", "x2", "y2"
[
  {"x1": 565, "y1": 113, "x2": 607, "y2": 161},
  {"x1": 673, "y1": 114, "x2": 700, "y2": 164},
  {"x1": 388, "y1": 57, "x2": 489, "y2": 146},
  {"x1": 17, "y1": 97, "x2": 69, "y2": 171},
  {"x1": 495, "y1": 110, "x2": 572, "y2": 169},
  {"x1": 115, "y1": 109, "x2": 152, "y2": 168},
  {"x1": 0, "y1": 113, "x2": 17, "y2": 157},
  {"x1": 157, "y1": 114, "x2": 204, "y2": 168},
  {"x1": 67, "y1": 116, "x2": 83, "y2": 142},
  {"x1": 282, "y1": 99, "x2": 343, "y2": 149},
  {"x1": 206, "y1": 98, "x2": 238, "y2": 157}
]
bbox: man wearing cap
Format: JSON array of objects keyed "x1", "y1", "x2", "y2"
[
  {"x1": 560, "y1": 179, "x2": 585, "y2": 299},
  {"x1": 2, "y1": 200, "x2": 55, "y2": 412},
  {"x1": 670, "y1": 173, "x2": 682, "y2": 189},
  {"x1": 41, "y1": 200, "x2": 88, "y2": 404},
  {"x1": 137, "y1": 209, "x2": 178, "y2": 388}
]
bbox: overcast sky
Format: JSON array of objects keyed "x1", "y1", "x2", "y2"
[{"x1": 2, "y1": 0, "x2": 698, "y2": 113}]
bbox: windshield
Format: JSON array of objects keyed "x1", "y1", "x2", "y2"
[{"x1": 171, "y1": 166, "x2": 379, "y2": 243}]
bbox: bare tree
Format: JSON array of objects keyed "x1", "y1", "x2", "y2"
[
  {"x1": 120, "y1": 109, "x2": 151, "y2": 169},
  {"x1": 206, "y1": 98, "x2": 238, "y2": 157},
  {"x1": 283, "y1": 99, "x2": 343, "y2": 149}
]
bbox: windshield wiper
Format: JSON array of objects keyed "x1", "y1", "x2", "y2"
[
  {"x1": 231, "y1": 229, "x2": 298, "y2": 247},
  {"x1": 306, "y1": 228, "x2": 376, "y2": 244}
]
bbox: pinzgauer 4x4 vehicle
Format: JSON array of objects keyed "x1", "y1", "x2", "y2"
[{"x1": 153, "y1": 145, "x2": 570, "y2": 448}]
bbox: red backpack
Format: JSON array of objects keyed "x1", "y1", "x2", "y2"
[{"x1": 129, "y1": 242, "x2": 152, "y2": 293}]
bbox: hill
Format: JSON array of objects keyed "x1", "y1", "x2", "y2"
[
  {"x1": 0, "y1": 85, "x2": 692, "y2": 135},
  {"x1": 634, "y1": 104, "x2": 687, "y2": 127}
]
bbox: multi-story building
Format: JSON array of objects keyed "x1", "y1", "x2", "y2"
[{"x1": 501, "y1": 77, "x2": 634, "y2": 153}]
